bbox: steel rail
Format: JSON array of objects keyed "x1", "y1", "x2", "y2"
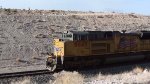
[{"x1": 0, "y1": 69, "x2": 52, "y2": 79}]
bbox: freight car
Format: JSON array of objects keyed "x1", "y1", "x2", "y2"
[{"x1": 46, "y1": 30, "x2": 150, "y2": 71}]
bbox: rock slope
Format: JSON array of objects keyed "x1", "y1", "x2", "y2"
[{"x1": 0, "y1": 9, "x2": 150, "y2": 71}]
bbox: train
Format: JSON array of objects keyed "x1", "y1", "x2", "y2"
[{"x1": 46, "y1": 30, "x2": 150, "y2": 71}]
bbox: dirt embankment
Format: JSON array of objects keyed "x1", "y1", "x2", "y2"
[{"x1": 0, "y1": 9, "x2": 150, "y2": 72}]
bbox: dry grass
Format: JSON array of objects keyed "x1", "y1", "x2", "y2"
[
  {"x1": 51, "y1": 71, "x2": 84, "y2": 84},
  {"x1": 11, "y1": 79, "x2": 31, "y2": 84},
  {"x1": 132, "y1": 66, "x2": 144, "y2": 74},
  {"x1": 3, "y1": 68, "x2": 150, "y2": 84}
]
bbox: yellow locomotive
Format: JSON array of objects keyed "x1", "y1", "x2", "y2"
[{"x1": 46, "y1": 30, "x2": 150, "y2": 71}]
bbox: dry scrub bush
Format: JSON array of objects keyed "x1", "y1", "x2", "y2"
[
  {"x1": 97, "y1": 16, "x2": 104, "y2": 18},
  {"x1": 132, "y1": 66, "x2": 144, "y2": 74},
  {"x1": 16, "y1": 57, "x2": 21, "y2": 62},
  {"x1": 52, "y1": 71, "x2": 84, "y2": 84},
  {"x1": 51, "y1": 10, "x2": 56, "y2": 12},
  {"x1": 11, "y1": 79, "x2": 31, "y2": 84},
  {"x1": 128, "y1": 13, "x2": 138, "y2": 18},
  {"x1": 16, "y1": 58, "x2": 30, "y2": 64},
  {"x1": 31, "y1": 56, "x2": 37, "y2": 59},
  {"x1": 32, "y1": 56, "x2": 42, "y2": 60},
  {"x1": 4, "y1": 8, "x2": 18, "y2": 15}
]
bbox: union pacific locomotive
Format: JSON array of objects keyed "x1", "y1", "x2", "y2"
[{"x1": 46, "y1": 30, "x2": 150, "y2": 71}]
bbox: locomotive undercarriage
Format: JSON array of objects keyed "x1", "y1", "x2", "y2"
[{"x1": 46, "y1": 51, "x2": 150, "y2": 71}]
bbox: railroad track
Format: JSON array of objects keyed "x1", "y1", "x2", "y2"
[
  {"x1": 0, "y1": 60, "x2": 150, "y2": 79},
  {"x1": 0, "y1": 69, "x2": 52, "y2": 79}
]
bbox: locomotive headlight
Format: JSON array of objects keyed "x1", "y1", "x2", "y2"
[{"x1": 47, "y1": 56, "x2": 53, "y2": 63}]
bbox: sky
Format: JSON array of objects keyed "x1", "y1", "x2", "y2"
[{"x1": 0, "y1": 0, "x2": 150, "y2": 15}]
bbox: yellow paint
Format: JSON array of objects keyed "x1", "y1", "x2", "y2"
[
  {"x1": 53, "y1": 39, "x2": 64, "y2": 57},
  {"x1": 64, "y1": 41, "x2": 90, "y2": 56},
  {"x1": 90, "y1": 40, "x2": 114, "y2": 55},
  {"x1": 64, "y1": 40, "x2": 114, "y2": 56},
  {"x1": 53, "y1": 34, "x2": 150, "y2": 58}
]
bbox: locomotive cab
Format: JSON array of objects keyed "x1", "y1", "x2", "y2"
[{"x1": 46, "y1": 31, "x2": 74, "y2": 71}]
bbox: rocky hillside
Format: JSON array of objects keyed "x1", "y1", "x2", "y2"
[{"x1": 0, "y1": 8, "x2": 150, "y2": 69}]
